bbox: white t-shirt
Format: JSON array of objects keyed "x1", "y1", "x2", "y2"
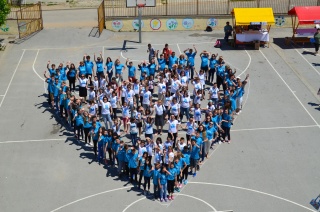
[
  {"x1": 121, "y1": 87, "x2": 127, "y2": 97},
  {"x1": 207, "y1": 104, "x2": 215, "y2": 112},
  {"x1": 194, "y1": 108, "x2": 202, "y2": 121},
  {"x1": 165, "y1": 151, "x2": 175, "y2": 164},
  {"x1": 198, "y1": 73, "x2": 206, "y2": 88},
  {"x1": 168, "y1": 119, "x2": 179, "y2": 133},
  {"x1": 180, "y1": 76, "x2": 188, "y2": 86},
  {"x1": 193, "y1": 82, "x2": 202, "y2": 94},
  {"x1": 101, "y1": 102, "x2": 111, "y2": 115},
  {"x1": 193, "y1": 94, "x2": 202, "y2": 104},
  {"x1": 93, "y1": 80, "x2": 99, "y2": 90},
  {"x1": 79, "y1": 78, "x2": 88, "y2": 87},
  {"x1": 142, "y1": 90, "x2": 152, "y2": 104},
  {"x1": 154, "y1": 104, "x2": 164, "y2": 115},
  {"x1": 110, "y1": 96, "x2": 118, "y2": 108},
  {"x1": 164, "y1": 96, "x2": 172, "y2": 107},
  {"x1": 158, "y1": 82, "x2": 166, "y2": 94},
  {"x1": 181, "y1": 96, "x2": 191, "y2": 108},
  {"x1": 99, "y1": 79, "x2": 106, "y2": 89},
  {"x1": 125, "y1": 89, "x2": 135, "y2": 103},
  {"x1": 133, "y1": 83, "x2": 140, "y2": 94},
  {"x1": 97, "y1": 94, "x2": 104, "y2": 106},
  {"x1": 186, "y1": 121, "x2": 198, "y2": 135},
  {"x1": 88, "y1": 91, "x2": 95, "y2": 101},
  {"x1": 170, "y1": 79, "x2": 181, "y2": 93},
  {"x1": 89, "y1": 104, "x2": 98, "y2": 115},
  {"x1": 177, "y1": 142, "x2": 186, "y2": 152},
  {"x1": 210, "y1": 87, "x2": 219, "y2": 99},
  {"x1": 104, "y1": 88, "x2": 113, "y2": 100},
  {"x1": 122, "y1": 106, "x2": 130, "y2": 117},
  {"x1": 170, "y1": 103, "x2": 180, "y2": 116}
]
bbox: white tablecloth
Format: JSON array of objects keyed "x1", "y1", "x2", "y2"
[{"x1": 236, "y1": 32, "x2": 269, "y2": 42}]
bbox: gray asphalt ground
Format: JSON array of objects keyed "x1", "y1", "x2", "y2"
[{"x1": 1, "y1": 10, "x2": 320, "y2": 212}]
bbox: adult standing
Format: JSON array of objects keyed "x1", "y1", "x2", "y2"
[
  {"x1": 105, "y1": 57, "x2": 113, "y2": 83},
  {"x1": 184, "y1": 45, "x2": 197, "y2": 80},
  {"x1": 224, "y1": 21, "x2": 233, "y2": 42},
  {"x1": 314, "y1": 28, "x2": 320, "y2": 55},
  {"x1": 162, "y1": 44, "x2": 172, "y2": 65},
  {"x1": 94, "y1": 52, "x2": 104, "y2": 81},
  {"x1": 153, "y1": 100, "x2": 165, "y2": 135},
  {"x1": 83, "y1": 55, "x2": 94, "y2": 78},
  {"x1": 77, "y1": 74, "x2": 89, "y2": 104},
  {"x1": 147, "y1": 44, "x2": 156, "y2": 63}
]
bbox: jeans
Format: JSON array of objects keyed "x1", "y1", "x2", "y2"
[
  {"x1": 160, "y1": 183, "x2": 167, "y2": 200},
  {"x1": 180, "y1": 107, "x2": 190, "y2": 121},
  {"x1": 102, "y1": 114, "x2": 113, "y2": 129},
  {"x1": 54, "y1": 96, "x2": 59, "y2": 112},
  {"x1": 130, "y1": 133, "x2": 138, "y2": 146},
  {"x1": 107, "y1": 72, "x2": 113, "y2": 83},
  {"x1": 211, "y1": 97, "x2": 219, "y2": 109}
]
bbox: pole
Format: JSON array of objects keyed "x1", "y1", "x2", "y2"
[{"x1": 138, "y1": 7, "x2": 142, "y2": 43}]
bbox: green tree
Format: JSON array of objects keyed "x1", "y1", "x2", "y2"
[{"x1": 0, "y1": 0, "x2": 11, "y2": 27}]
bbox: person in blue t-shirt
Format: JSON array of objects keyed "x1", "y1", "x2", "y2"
[
  {"x1": 114, "y1": 59, "x2": 125, "y2": 75},
  {"x1": 138, "y1": 62, "x2": 149, "y2": 77},
  {"x1": 67, "y1": 63, "x2": 77, "y2": 92},
  {"x1": 167, "y1": 162, "x2": 177, "y2": 200},
  {"x1": 44, "y1": 74, "x2": 55, "y2": 108},
  {"x1": 94, "y1": 52, "x2": 104, "y2": 81},
  {"x1": 127, "y1": 147, "x2": 139, "y2": 184},
  {"x1": 97, "y1": 129, "x2": 106, "y2": 164},
  {"x1": 158, "y1": 166, "x2": 169, "y2": 202},
  {"x1": 148, "y1": 59, "x2": 157, "y2": 77},
  {"x1": 83, "y1": 55, "x2": 94, "y2": 78},
  {"x1": 156, "y1": 51, "x2": 166, "y2": 72},
  {"x1": 184, "y1": 45, "x2": 197, "y2": 79},
  {"x1": 200, "y1": 50, "x2": 210, "y2": 80},
  {"x1": 151, "y1": 163, "x2": 161, "y2": 200},
  {"x1": 181, "y1": 146, "x2": 191, "y2": 184},
  {"x1": 73, "y1": 109, "x2": 84, "y2": 141},
  {"x1": 221, "y1": 109, "x2": 233, "y2": 143},
  {"x1": 116, "y1": 141, "x2": 126, "y2": 177},
  {"x1": 168, "y1": 52, "x2": 178, "y2": 70},
  {"x1": 190, "y1": 139, "x2": 201, "y2": 177},
  {"x1": 126, "y1": 59, "x2": 136, "y2": 80},
  {"x1": 47, "y1": 61, "x2": 56, "y2": 76},
  {"x1": 209, "y1": 53, "x2": 218, "y2": 84},
  {"x1": 91, "y1": 122, "x2": 101, "y2": 157},
  {"x1": 105, "y1": 57, "x2": 114, "y2": 83},
  {"x1": 143, "y1": 158, "x2": 153, "y2": 195}
]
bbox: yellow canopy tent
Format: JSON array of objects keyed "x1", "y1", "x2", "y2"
[{"x1": 231, "y1": 8, "x2": 275, "y2": 47}]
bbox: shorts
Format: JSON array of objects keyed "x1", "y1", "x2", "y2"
[
  {"x1": 190, "y1": 158, "x2": 199, "y2": 167},
  {"x1": 49, "y1": 93, "x2": 54, "y2": 102}
]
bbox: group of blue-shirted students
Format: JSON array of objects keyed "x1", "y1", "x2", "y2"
[{"x1": 43, "y1": 43, "x2": 250, "y2": 202}]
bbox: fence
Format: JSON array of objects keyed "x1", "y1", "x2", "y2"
[
  {"x1": 6, "y1": 2, "x2": 43, "y2": 38},
  {"x1": 105, "y1": 0, "x2": 320, "y2": 17},
  {"x1": 98, "y1": 0, "x2": 106, "y2": 36}
]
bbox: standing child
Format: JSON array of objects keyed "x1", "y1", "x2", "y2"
[
  {"x1": 152, "y1": 163, "x2": 161, "y2": 201},
  {"x1": 181, "y1": 146, "x2": 190, "y2": 184},
  {"x1": 143, "y1": 159, "x2": 153, "y2": 195},
  {"x1": 159, "y1": 167, "x2": 169, "y2": 202},
  {"x1": 127, "y1": 147, "x2": 139, "y2": 184},
  {"x1": 167, "y1": 162, "x2": 177, "y2": 200},
  {"x1": 138, "y1": 152, "x2": 148, "y2": 190},
  {"x1": 190, "y1": 139, "x2": 201, "y2": 177}
]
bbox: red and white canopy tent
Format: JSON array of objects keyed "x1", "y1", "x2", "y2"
[{"x1": 288, "y1": 6, "x2": 320, "y2": 43}]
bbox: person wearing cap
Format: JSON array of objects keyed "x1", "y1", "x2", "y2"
[{"x1": 314, "y1": 28, "x2": 320, "y2": 55}]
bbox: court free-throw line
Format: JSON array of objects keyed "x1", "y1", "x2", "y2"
[
  {"x1": 259, "y1": 50, "x2": 320, "y2": 128},
  {"x1": 50, "y1": 186, "x2": 133, "y2": 212},
  {"x1": 176, "y1": 43, "x2": 182, "y2": 54},
  {"x1": 231, "y1": 125, "x2": 319, "y2": 132},
  {"x1": 0, "y1": 50, "x2": 25, "y2": 108},
  {"x1": 294, "y1": 49, "x2": 320, "y2": 76},
  {"x1": 189, "y1": 182, "x2": 316, "y2": 212}
]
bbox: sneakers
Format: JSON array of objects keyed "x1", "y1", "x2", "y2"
[
  {"x1": 164, "y1": 198, "x2": 167, "y2": 202},
  {"x1": 184, "y1": 180, "x2": 188, "y2": 185},
  {"x1": 175, "y1": 187, "x2": 181, "y2": 192},
  {"x1": 179, "y1": 184, "x2": 183, "y2": 188},
  {"x1": 171, "y1": 195, "x2": 174, "y2": 200},
  {"x1": 182, "y1": 179, "x2": 185, "y2": 184},
  {"x1": 160, "y1": 198, "x2": 163, "y2": 202},
  {"x1": 193, "y1": 172, "x2": 197, "y2": 177},
  {"x1": 85, "y1": 143, "x2": 90, "y2": 147},
  {"x1": 144, "y1": 190, "x2": 147, "y2": 195},
  {"x1": 168, "y1": 196, "x2": 172, "y2": 200}
]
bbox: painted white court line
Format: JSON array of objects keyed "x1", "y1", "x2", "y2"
[
  {"x1": 23, "y1": 45, "x2": 118, "y2": 51},
  {"x1": 259, "y1": 50, "x2": 320, "y2": 128},
  {"x1": 0, "y1": 138, "x2": 66, "y2": 144},
  {"x1": 0, "y1": 50, "x2": 25, "y2": 108},
  {"x1": 31, "y1": 49, "x2": 47, "y2": 92},
  {"x1": 50, "y1": 186, "x2": 133, "y2": 212},
  {"x1": 176, "y1": 43, "x2": 182, "y2": 54},
  {"x1": 231, "y1": 125, "x2": 319, "y2": 132},
  {"x1": 189, "y1": 182, "x2": 316, "y2": 212},
  {"x1": 174, "y1": 193, "x2": 217, "y2": 211},
  {"x1": 294, "y1": 49, "x2": 320, "y2": 76},
  {"x1": 122, "y1": 197, "x2": 146, "y2": 212}
]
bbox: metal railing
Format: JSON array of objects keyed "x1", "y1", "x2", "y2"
[{"x1": 105, "y1": 0, "x2": 320, "y2": 17}]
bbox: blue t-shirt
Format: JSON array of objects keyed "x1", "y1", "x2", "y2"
[
  {"x1": 84, "y1": 60, "x2": 94, "y2": 75},
  {"x1": 96, "y1": 61, "x2": 104, "y2": 73},
  {"x1": 178, "y1": 58, "x2": 187, "y2": 67},
  {"x1": 140, "y1": 66, "x2": 149, "y2": 76},
  {"x1": 115, "y1": 64, "x2": 125, "y2": 74},
  {"x1": 206, "y1": 126, "x2": 216, "y2": 140},
  {"x1": 209, "y1": 58, "x2": 217, "y2": 69},
  {"x1": 186, "y1": 52, "x2": 196, "y2": 66},
  {"x1": 75, "y1": 115, "x2": 84, "y2": 126},
  {"x1": 143, "y1": 165, "x2": 152, "y2": 177},
  {"x1": 68, "y1": 69, "x2": 76, "y2": 78},
  {"x1": 192, "y1": 136, "x2": 203, "y2": 146},
  {"x1": 182, "y1": 152, "x2": 190, "y2": 165},
  {"x1": 190, "y1": 145, "x2": 200, "y2": 160},
  {"x1": 127, "y1": 150, "x2": 138, "y2": 168},
  {"x1": 168, "y1": 56, "x2": 178, "y2": 69},
  {"x1": 222, "y1": 113, "x2": 232, "y2": 128},
  {"x1": 148, "y1": 63, "x2": 156, "y2": 75},
  {"x1": 167, "y1": 168, "x2": 176, "y2": 180},
  {"x1": 53, "y1": 82, "x2": 61, "y2": 97},
  {"x1": 106, "y1": 62, "x2": 113, "y2": 72},
  {"x1": 216, "y1": 65, "x2": 225, "y2": 78},
  {"x1": 48, "y1": 68, "x2": 56, "y2": 76},
  {"x1": 46, "y1": 78, "x2": 53, "y2": 92},
  {"x1": 117, "y1": 146, "x2": 126, "y2": 162},
  {"x1": 59, "y1": 67, "x2": 68, "y2": 81},
  {"x1": 174, "y1": 159, "x2": 183, "y2": 172},
  {"x1": 139, "y1": 157, "x2": 145, "y2": 170},
  {"x1": 157, "y1": 58, "x2": 166, "y2": 70},
  {"x1": 79, "y1": 66, "x2": 86, "y2": 76},
  {"x1": 145, "y1": 122, "x2": 153, "y2": 134},
  {"x1": 127, "y1": 65, "x2": 136, "y2": 77},
  {"x1": 112, "y1": 140, "x2": 119, "y2": 151},
  {"x1": 152, "y1": 169, "x2": 160, "y2": 185},
  {"x1": 159, "y1": 173, "x2": 167, "y2": 185},
  {"x1": 201, "y1": 55, "x2": 209, "y2": 67}
]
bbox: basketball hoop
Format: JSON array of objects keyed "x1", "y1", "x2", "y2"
[
  {"x1": 136, "y1": 0, "x2": 146, "y2": 9},
  {"x1": 137, "y1": 3, "x2": 145, "y2": 8}
]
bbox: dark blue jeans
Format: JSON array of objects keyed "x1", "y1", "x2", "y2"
[
  {"x1": 130, "y1": 133, "x2": 137, "y2": 146},
  {"x1": 180, "y1": 107, "x2": 190, "y2": 121}
]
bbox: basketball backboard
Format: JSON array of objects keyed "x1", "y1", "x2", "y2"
[{"x1": 126, "y1": 0, "x2": 156, "y2": 7}]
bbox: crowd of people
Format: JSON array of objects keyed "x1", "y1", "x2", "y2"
[{"x1": 44, "y1": 43, "x2": 249, "y2": 202}]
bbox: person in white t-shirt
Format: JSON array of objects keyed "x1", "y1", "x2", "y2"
[
  {"x1": 100, "y1": 96, "x2": 113, "y2": 129},
  {"x1": 170, "y1": 75, "x2": 182, "y2": 95},
  {"x1": 168, "y1": 97, "x2": 180, "y2": 120},
  {"x1": 152, "y1": 100, "x2": 165, "y2": 135},
  {"x1": 179, "y1": 90, "x2": 192, "y2": 122},
  {"x1": 167, "y1": 115, "x2": 180, "y2": 149},
  {"x1": 157, "y1": 77, "x2": 167, "y2": 101},
  {"x1": 208, "y1": 82, "x2": 220, "y2": 108},
  {"x1": 142, "y1": 88, "x2": 152, "y2": 111},
  {"x1": 125, "y1": 84, "x2": 135, "y2": 108}
]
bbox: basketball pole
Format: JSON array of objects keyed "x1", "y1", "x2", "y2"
[{"x1": 138, "y1": 7, "x2": 142, "y2": 43}]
